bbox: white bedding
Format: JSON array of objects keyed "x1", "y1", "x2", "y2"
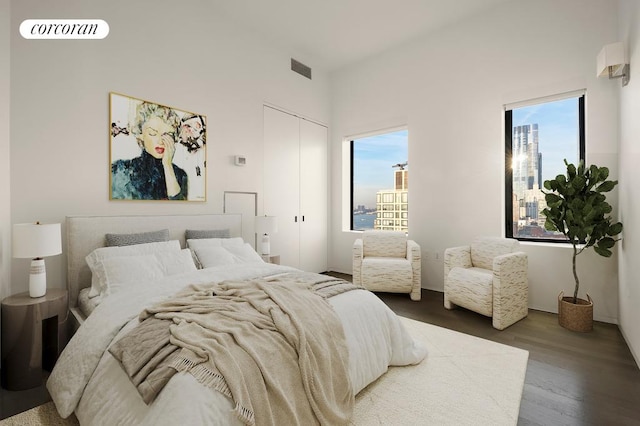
[{"x1": 48, "y1": 263, "x2": 427, "y2": 425}]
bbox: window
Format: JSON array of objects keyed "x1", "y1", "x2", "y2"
[
  {"x1": 505, "y1": 93, "x2": 585, "y2": 242},
  {"x1": 351, "y1": 129, "x2": 408, "y2": 231}
]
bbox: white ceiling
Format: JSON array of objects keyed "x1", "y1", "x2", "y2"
[{"x1": 211, "y1": 0, "x2": 514, "y2": 72}]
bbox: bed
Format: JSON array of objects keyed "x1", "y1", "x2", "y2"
[{"x1": 47, "y1": 214, "x2": 427, "y2": 425}]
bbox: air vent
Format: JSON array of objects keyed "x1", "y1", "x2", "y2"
[{"x1": 291, "y1": 58, "x2": 312, "y2": 80}]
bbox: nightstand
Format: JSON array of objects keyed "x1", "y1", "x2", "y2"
[
  {"x1": 261, "y1": 254, "x2": 280, "y2": 265},
  {"x1": 1, "y1": 288, "x2": 68, "y2": 391}
]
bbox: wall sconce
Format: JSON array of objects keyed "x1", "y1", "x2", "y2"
[{"x1": 597, "y1": 42, "x2": 630, "y2": 86}]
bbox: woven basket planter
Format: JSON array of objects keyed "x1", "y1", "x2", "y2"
[{"x1": 558, "y1": 291, "x2": 593, "y2": 332}]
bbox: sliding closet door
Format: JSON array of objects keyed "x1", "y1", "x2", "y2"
[
  {"x1": 299, "y1": 119, "x2": 328, "y2": 272},
  {"x1": 263, "y1": 106, "x2": 300, "y2": 268}
]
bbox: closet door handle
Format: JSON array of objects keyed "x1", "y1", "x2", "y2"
[
  {"x1": 294, "y1": 216, "x2": 298, "y2": 223},
  {"x1": 302, "y1": 216, "x2": 305, "y2": 222}
]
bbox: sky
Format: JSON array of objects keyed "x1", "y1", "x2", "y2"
[
  {"x1": 352, "y1": 129, "x2": 408, "y2": 209},
  {"x1": 512, "y1": 96, "x2": 580, "y2": 183}
]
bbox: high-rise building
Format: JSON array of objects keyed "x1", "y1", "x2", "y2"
[
  {"x1": 375, "y1": 168, "x2": 408, "y2": 231},
  {"x1": 512, "y1": 124, "x2": 547, "y2": 235},
  {"x1": 513, "y1": 124, "x2": 540, "y2": 196}
]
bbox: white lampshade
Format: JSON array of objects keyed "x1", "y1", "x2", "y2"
[
  {"x1": 597, "y1": 42, "x2": 626, "y2": 77},
  {"x1": 255, "y1": 216, "x2": 278, "y2": 235},
  {"x1": 12, "y1": 222, "x2": 62, "y2": 258},
  {"x1": 13, "y1": 222, "x2": 62, "y2": 298}
]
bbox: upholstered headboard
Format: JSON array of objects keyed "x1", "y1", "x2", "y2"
[{"x1": 66, "y1": 214, "x2": 242, "y2": 308}]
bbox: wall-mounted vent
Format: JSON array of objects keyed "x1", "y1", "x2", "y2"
[{"x1": 291, "y1": 58, "x2": 312, "y2": 80}]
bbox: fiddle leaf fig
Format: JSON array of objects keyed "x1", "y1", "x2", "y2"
[
  {"x1": 541, "y1": 159, "x2": 623, "y2": 303},
  {"x1": 598, "y1": 237, "x2": 616, "y2": 249},
  {"x1": 608, "y1": 222, "x2": 623, "y2": 236},
  {"x1": 545, "y1": 193, "x2": 561, "y2": 204},
  {"x1": 572, "y1": 175, "x2": 586, "y2": 190},
  {"x1": 597, "y1": 180, "x2": 616, "y2": 193},
  {"x1": 594, "y1": 246, "x2": 612, "y2": 257},
  {"x1": 599, "y1": 166, "x2": 610, "y2": 180}
]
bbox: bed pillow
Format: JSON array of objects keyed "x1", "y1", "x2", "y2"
[
  {"x1": 192, "y1": 247, "x2": 236, "y2": 268},
  {"x1": 185, "y1": 229, "x2": 231, "y2": 239},
  {"x1": 194, "y1": 243, "x2": 264, "y2": 269},
  {"x1": 105, "y1": 229, "x2": 170, "y2": 247},
  {"x1": 94, "y1": 254, "x2": 165, "y2": 295},
  {"x1": 86, "y1": 240, "x2": 181, "y2": 298},
  {"x1": 93, "y1": 248, "x2": 197, "y2": 296},
  {"x1": 154, "y1": 249, "x2": 198, "y2": 276},
  {"x1": 186, "y1": 237, "x2": 244, "y2": 250},
  {"x1": 225, "y1": 243, "x2": 265, "y2": 264}
]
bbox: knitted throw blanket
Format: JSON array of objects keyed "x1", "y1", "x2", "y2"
[{"x1": 109, "y1": 273, "x2": 359, "y2": 425}]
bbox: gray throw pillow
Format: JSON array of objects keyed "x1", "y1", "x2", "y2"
[
  {"x1": 105, "y1": 229, "x2": 170, "y2": 247},
  {"x1": 185, "y1": 229, "x2": 231, "y2": 239}
]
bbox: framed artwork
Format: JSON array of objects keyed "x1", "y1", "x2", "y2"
[{"x1": 109, "y1": 92, "x2": 206, "y2": 201}]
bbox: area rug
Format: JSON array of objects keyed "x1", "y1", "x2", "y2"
[
  {"x1": 0, "y1": 317, "x2": 528, "y2": 426},
  {"x1": 0, "y1": 402, "x2": 78, "y2": 426},
  {"x1": 351, "y1": 316, "x2": 528, "y2": 425}
]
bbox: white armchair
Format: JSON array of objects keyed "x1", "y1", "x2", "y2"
[
  {"x1": 353, "y1": 230, "x2": 421, "y2": 301},
  {"x1": 444, "y1": 237, "x2": 528, "y2": 330}
]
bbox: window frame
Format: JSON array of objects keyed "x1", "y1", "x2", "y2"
[
  {"x1": 504, "y1": 94, "x2": 585, "y2": 243},
  {"x1": 350, "y1": 141, "x2": 355, "y2": 231}
]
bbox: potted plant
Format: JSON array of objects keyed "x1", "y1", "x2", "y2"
[{"x1": 541, "y1": 160, "x2": 623, "y2": 332}]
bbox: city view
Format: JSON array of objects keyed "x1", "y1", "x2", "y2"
[
  {"x1": 511, "y1": 96, "x2": 581, "y2": 239},
  {"x1": 353, "y1": 207, "x2": 376, "y2": 230},
  {"x1": 352, "y1": 130, "x2": 408, "y2": 231}
]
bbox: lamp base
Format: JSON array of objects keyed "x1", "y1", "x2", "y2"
[
  {"x1": 260, "y1": 234, "x2": 271, "y2": 256},
  {"x1": 29, "y1": 259, "x2": 47, "y2": 298}
]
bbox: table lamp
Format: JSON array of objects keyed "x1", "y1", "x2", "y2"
[
  {"x1": 255, "y1": 215, "x2": 278, "y2": 257},
  {"x1": 12, "y1": 222, "x2": 62, "y2": 298}
]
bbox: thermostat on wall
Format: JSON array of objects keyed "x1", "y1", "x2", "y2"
[{"x1": 234, "y1": 155, "x2": 247, "y2": 166}]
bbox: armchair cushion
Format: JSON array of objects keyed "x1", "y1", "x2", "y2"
[
  {"x1": 363, "y1": 230, "x2": 407, "y2": 258},
  {"x1": 470, "y1": 237, "x2": 520, "y2": 270},
  {"x1": 361, "y1": 257, "x2": 413, "y2": 293},
  {"x1": 447, "y1": 267, "x2": 493, "y2": 316}
]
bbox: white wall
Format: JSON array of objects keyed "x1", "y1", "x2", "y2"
[
  {"x1": 329, "y1": 0, "x2": 622, "y2": 322},
  {"x1": 9, "y1": 0, "x2": 631, "y2": 329},
  {"x1": 1, "y1": 1, "x2": 10, "y2": 301},
  {"x1": 617, "y1": 0, "x2": 640, "y2": 365},
  {"x1": 10, "y1": 0, "x2": 330, "y2": 293}
]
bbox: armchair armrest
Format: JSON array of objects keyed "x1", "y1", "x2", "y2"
[
  {"x1": 353, "y1": 238, "x2": 363, "y2": 258},
  {"x1": 492, "y1": 251, "x2": 528, "y2": 330},
  {"x1": 492, "y1": 251, "x2": 528, "y2": 288},
  {"x1": 407, "y1": 239, "x2": 422, "y2": 301},
  {"x1": 406, "y1": 240, "x2": 420, "y2": 262},
  {"x1": 493, "y1": 251, "x2": 527, "y2": 271},
  {"x1": 444, "y1": 245, "x2": 471, "y2": 277},
  {"x1": 352, "y1": 239, "x2": 364, "y2": 286}
]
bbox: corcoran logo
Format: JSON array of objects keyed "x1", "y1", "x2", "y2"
[{"x1": 20, "y1": 19, "x2": 109, "y2": 39}]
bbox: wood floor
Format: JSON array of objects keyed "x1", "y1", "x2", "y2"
[
  {"x1": 2, "y1": 274, "x2": 639, "y2": 424},
  {"x1": 371, "y1": 286, "x2": 640, "y2": 425}
]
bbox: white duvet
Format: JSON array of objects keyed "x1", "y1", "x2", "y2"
[{"x1": 47, "y1": 263, "x2": 427, "y2": 425}]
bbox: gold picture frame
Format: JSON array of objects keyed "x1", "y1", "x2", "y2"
[{"x1": 109, "y1": 92, "x2": 206, "y2": 201}]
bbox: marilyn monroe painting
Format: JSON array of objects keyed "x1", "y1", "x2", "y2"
[{"x1": 109, "y1": 92, "x2": 206, "y2": 201}]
